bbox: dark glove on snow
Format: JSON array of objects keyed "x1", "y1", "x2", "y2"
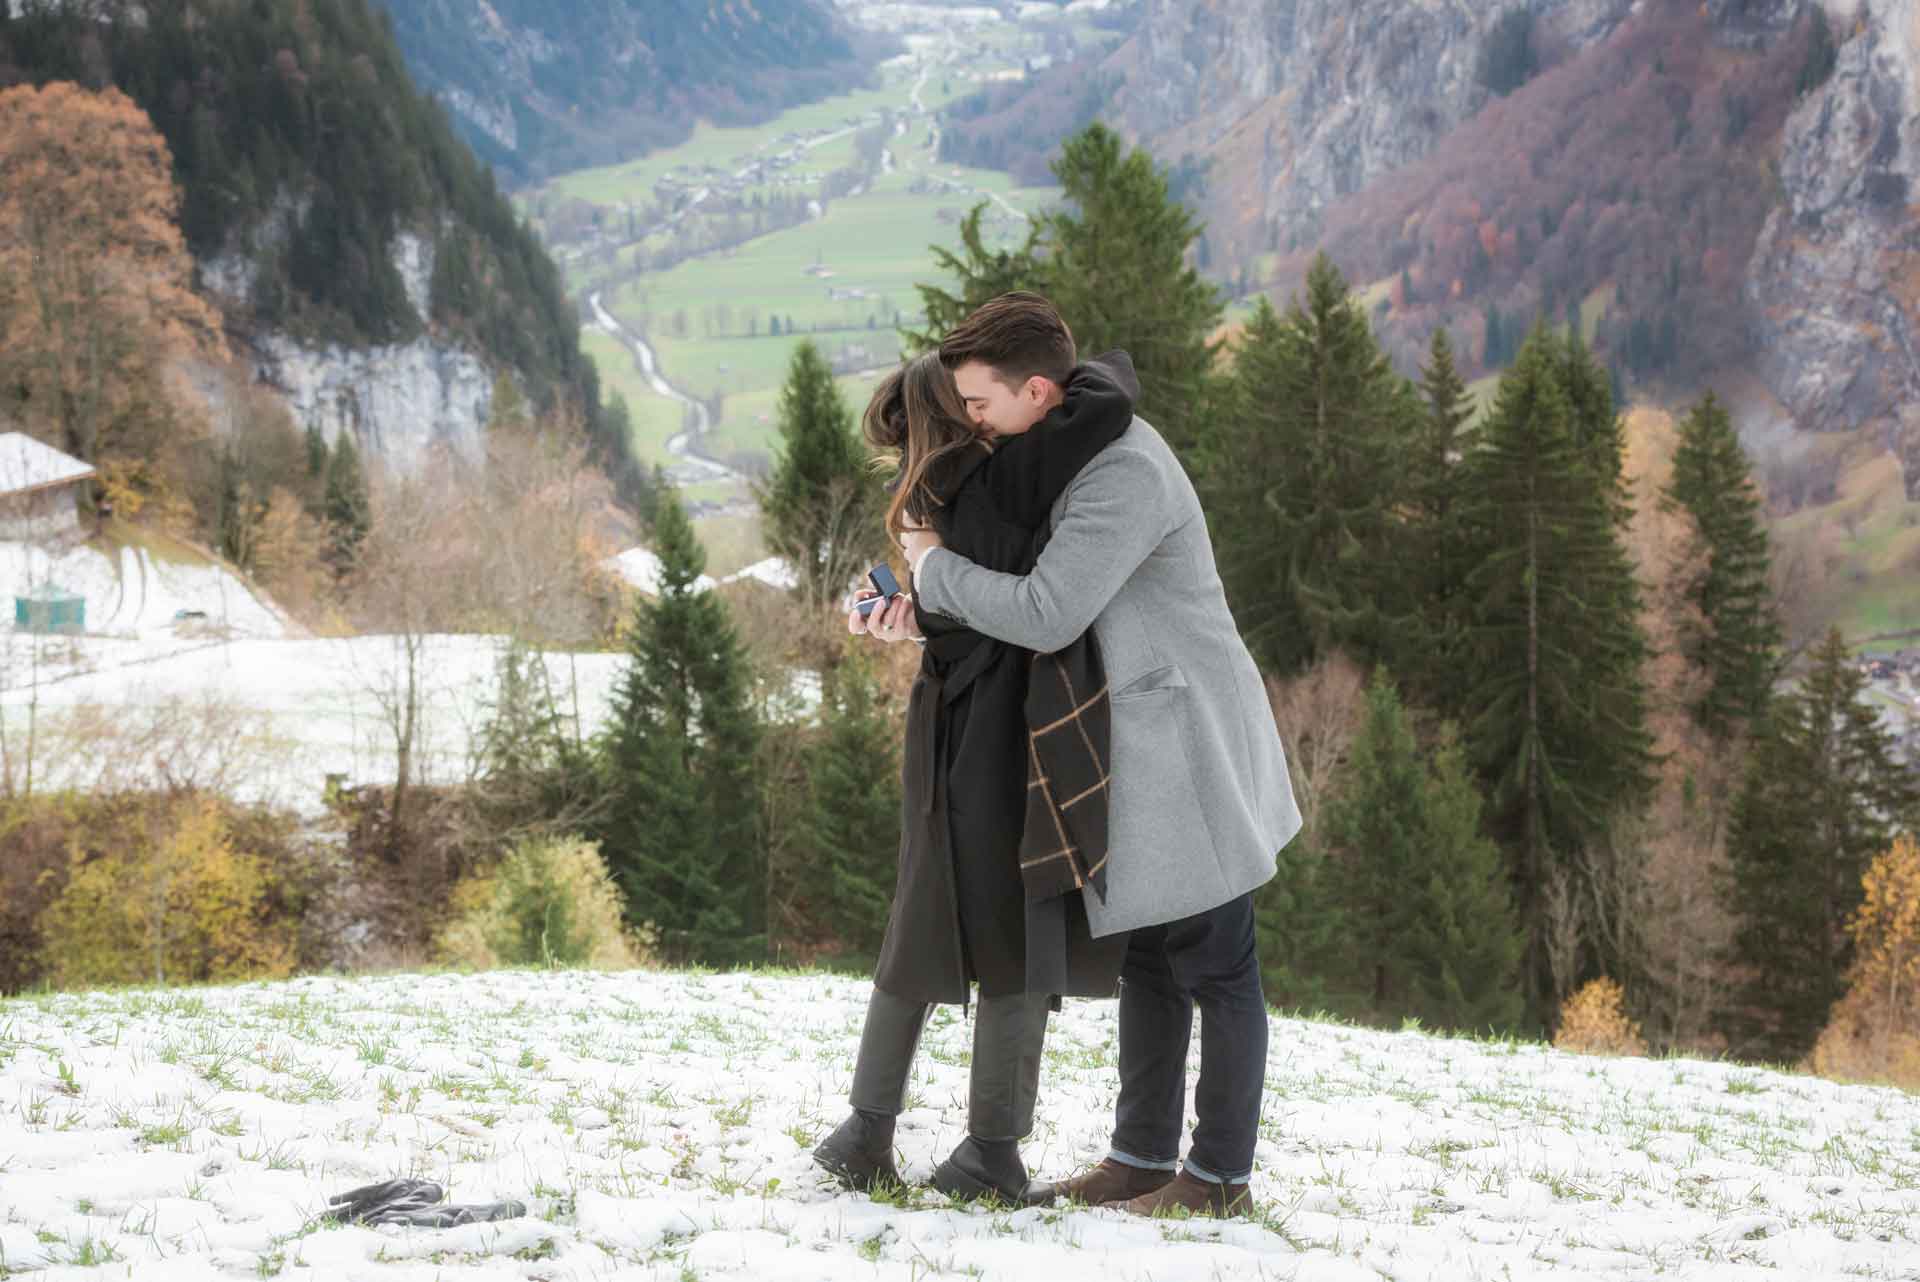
[
  {"x1": 324, "y1": 1178, "x2": 526, "y2": 1228},
  {"x1": 326, "y1": 1179, "x2": 446, "y2": 1225},
  {"x1": 368, "y1": 1200, "x2": 528, "y2": 1227}
]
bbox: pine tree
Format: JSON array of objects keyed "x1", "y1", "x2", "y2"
[
  {"x1": 1721, "y1": 628, "x2": 1920, "y2": 1061},
  {"x1": 1663, "y1": 391, "x2": 1781, "y2": 736},
  {"x1": 1402, "y1": 730, "x2": 1526, "y2": 1032},
  {"x1": 1038, "y1": 122, "x2": 1222, "y2": 454},
  {"x1": 908, "y1": 202, "x2": 1042, "y2": 352},
  {"x1": 1313, "y1": 673, "x2": 1523, "y2": 1029},
  {"x1": 1406, "y1": 325, "x2": 1475, "y2": 705},
  {"x1": 1454, "y1": 325, "x2": 1655, "y2": 1023},
  {"x1": 471, "y1": 638, "x2": 599, "y2": 840},
  {"x1": 1313, "y1": 673, "x2": 1430, "y2": 1015},
  {"x1": 1254, "y1": 838, "x2": 1344, "y2": 1014},
  {"x1": 1558, "y1": 328, "x2": 1628, "y2": 515},
  {"x1": 755, "y1": 340, "x2": 887, "y2": 609},
  {"x1": 323, "y1": 428, "x2": 370, "y2": 569},
  {"x1": 796, "y1": 648, "x2": 902, "y2": 958},
  {"x1": 305, "y1": 421, "x2": 329, "y2": 481},
  {"x1": 596, "y1": 489, "x2": 763, "y2": 964},
  {"x1": 910, "y1": 123, "x2": 1223, "y2": 457},
  {"x1": 1205, "y1": 258, "x2": 1421, "y2": 678}
]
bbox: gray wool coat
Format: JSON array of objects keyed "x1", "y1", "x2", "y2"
[{"x1": 914, "y1": 415, "x2": 1302, "y2": 938}]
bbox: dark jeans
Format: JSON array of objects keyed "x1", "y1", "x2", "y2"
[
  {"x1": 1110, "y1": 891, "x2": 1267, "y2": 1182},
  {"x1": 849, "y1": 987, "x2": 1051, "y2": 1141}
]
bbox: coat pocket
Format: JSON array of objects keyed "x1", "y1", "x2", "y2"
[{"x1": 1112, "y1": 663, "x2": 1189, "y2": 701}]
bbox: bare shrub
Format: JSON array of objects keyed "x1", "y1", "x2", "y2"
[
  {"x1": 307, "y1": 783, "x2": 478, "y2": 970},
  {"x1": 27, "y1": 693, "x2": 299, "y2": 800},
  {"x1": 340, "y1": 416, "x2": 625, "y2": 826}
]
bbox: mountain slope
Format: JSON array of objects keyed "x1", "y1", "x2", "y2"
[
  {"x1": 943, "y1": 1, "x2": 1920, "y2": 505},
  {"x1": 0, "y1": 0, "x2": 644, "y2": 499},
  {"x1": 377, "y1": 0, "x2": 884, "y2": 183}
]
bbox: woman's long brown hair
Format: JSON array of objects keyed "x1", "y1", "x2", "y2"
[{"x1": 862, "y1": 351, "x2": 986, "y2": 545}]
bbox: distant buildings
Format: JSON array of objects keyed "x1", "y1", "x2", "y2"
[{"x1": 0, "y1": 433, "x2": 95, "y2": 542}]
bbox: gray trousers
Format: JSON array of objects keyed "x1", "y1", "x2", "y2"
[{"x1": 849, "y1": 987, "x2": 1051, "y2": 1141}]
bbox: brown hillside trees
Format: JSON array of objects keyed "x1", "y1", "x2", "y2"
[{"x1": 0, "y1": 81, "x2": 222, "y2": 487}]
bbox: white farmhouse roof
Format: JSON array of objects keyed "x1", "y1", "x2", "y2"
[{"x1": 0, "y1": 433, "x2": 95, "y2": 498}]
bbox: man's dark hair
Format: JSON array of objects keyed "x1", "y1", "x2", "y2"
[{"x1": 938, "y1": 291, "x2": 1076, "y2": 390}]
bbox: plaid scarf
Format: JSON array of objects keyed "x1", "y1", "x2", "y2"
[{"x1": 1019, "y1": 636, "x2": 1111, "y2": 903}]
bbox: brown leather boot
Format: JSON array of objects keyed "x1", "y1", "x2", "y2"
[
  {"x1": 1122, "y1": 1170, "x2": 1252, "y2": 1218},
  {"x1": 1031, "y1": 1158, "x2": 1175, "y2": 1207}
]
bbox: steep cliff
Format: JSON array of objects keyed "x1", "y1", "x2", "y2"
[
  {"x1": 1098, "y1": 0, "x2": 1636, "y2": 262},
  {"x1": 1746, "y1": 0, "x2": 1920, "y2": 496},
  {"x1": 1096, "y1": 0, "x2": 1915, "y2": 491},
  {"x1": 221, "y1": 234, "x2": 495, "y2": 470}
]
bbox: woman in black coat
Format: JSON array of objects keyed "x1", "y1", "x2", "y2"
[{"x1": 812, "y1": 350, "x2": 1134, "y2": 1204}]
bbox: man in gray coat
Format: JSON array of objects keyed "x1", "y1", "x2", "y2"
[{"x1": 861, "y1": 291, "x2": 1302, "y2": 1217}]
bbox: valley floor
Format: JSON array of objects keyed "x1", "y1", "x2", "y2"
[{"x1": 1, "y1": 970, "x2": 1916, "y2": 1280}]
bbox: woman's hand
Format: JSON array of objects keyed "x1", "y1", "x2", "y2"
[{"x1": 847, "y1": 591, "x2": 923, "y2": 643}]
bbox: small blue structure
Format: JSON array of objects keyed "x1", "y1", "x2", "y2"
[{"x1": 14, "y1": 583, "x2": 84, "y2": 635}]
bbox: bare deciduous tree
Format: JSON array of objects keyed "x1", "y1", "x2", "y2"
[
  {"x1": 343, "y1": 411, "x2": 626, "y2": 830},
  {"x1": 1265, "y1": 650, "x2": 1367, "y2": 849}
]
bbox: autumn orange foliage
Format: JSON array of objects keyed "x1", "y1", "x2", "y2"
[
  {"x1": 1809, "y1": 834, "x2": 1920, "y2": 1088},
  {"x1": 0, "y1": 81, "x2": 221, "y2": 490},
  {"x1": 1554, "y1": 977, "x2": 1649, "y2": 1057}
]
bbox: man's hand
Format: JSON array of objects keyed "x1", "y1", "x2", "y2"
[{"x1": 847, "y1": 591, "x2": 923, "y2": 643}]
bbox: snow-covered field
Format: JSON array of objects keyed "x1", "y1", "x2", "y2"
[
  {"x1": 1, "y1": 972, "x2": 1916, "y2": 1281},
  {"x1": 0, "y1": 536, "x2": 631, "y2": 810},
  {"x1": 0, "y1": 537, "x2": 809, "y2": 811},
  {"x1": 2, "y1": 535, "x2": 287, "y2": 644},
  {"x1": 0, "y1": 630, "x2": 625, "y2": 813}
]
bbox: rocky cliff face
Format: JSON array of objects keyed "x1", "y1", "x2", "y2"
[
  {"x1": 1746, "y1": 0, "x2": 1920, "y2": 496},
  {"x1": 208, "y1": 232, "x2": 494, "y2": 472},
  {"x1": 1108, "y1": 0, "x2": 1638, "y2": 261},
  {"x1": 1109, "y1": 0, "x2": 1915, "y2": 492},
  {"x1": 255, "y1": 331, "x2": 493, "y2": 472}
]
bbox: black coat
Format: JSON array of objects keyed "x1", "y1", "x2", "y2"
[{"x1": 872, "y1": 355, "x2": 1138, "y2": 1005}]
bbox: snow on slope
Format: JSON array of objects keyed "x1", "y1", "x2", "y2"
[
  {"x1": 0, "y1": 537, "x2": 286, "y2": 641},
  {"x1": 0, "y1": 634, "x2": 624, "y2": 812},
  {"x1": 1, "y1": 970, "x2": 1917, "y2": 1280}
]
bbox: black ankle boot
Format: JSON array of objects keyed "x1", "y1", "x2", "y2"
[
  {"x1": 812, "y1": 1110, "x2": 901, "y2": 1193},
  {"x1": 931, "y1": 1136, "x2": 1045, "y2": 1205}
]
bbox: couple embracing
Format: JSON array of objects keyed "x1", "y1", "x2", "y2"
[{"x1": 811, "y1": 291, "x2": 1302, "y2": 1218}]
